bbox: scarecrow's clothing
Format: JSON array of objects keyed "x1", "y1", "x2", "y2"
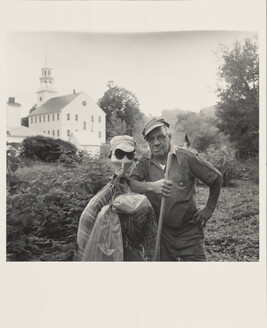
[{"x1": 76, "y1": 175, "x2": 157, "y2": 261}]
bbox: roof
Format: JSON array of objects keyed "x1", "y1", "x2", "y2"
[
  {"x1": 7, "y1": 101, "x2": 21, "y2": 107},
  {"x1": 6, "y1": 126, "x2": 45, "y2": 138},
  {"x1": 69, "y1": 131, "x2": 101, "y2": 146},
  {"x1": 29, "y1": 92, "x2": 82, "y2": 116}
]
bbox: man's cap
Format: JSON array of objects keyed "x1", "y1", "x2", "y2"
[
  {"x1": 142, "y1": 117, "x2": 170, "y2": 138},
  {"x1": 110, "y1": 135, "x2": 136, "y2": 153}
]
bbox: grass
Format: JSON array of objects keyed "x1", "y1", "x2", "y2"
[{"x1": 197, "y1": 180, "x2": 259, "y2": 261}]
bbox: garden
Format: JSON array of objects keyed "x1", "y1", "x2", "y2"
[{"x1": 6, "y1": 137, "x2": 259, "y2": 262}]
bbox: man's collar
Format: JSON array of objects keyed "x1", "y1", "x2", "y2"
[
  {"x1": 150, "y1": 142, "x2": 176, "y2": 160},
  {"x1": 170, "y1": 142, "x2": 177, "y2": 154}
]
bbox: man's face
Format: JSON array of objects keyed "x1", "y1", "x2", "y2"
[{"x1": 146, "y1": 126, "x2": 171, "y2": 159}]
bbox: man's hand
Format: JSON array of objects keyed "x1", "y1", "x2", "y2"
[
  {"x1": 152, "y1": 179, "x2": 172, "y2": 197},
  {"x1": 193, "y1": 207, "x2": 213, "y2": 227}
]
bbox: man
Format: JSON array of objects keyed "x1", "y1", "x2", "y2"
[
  {"x1": 76, "y1": 135, "x2": 157, "y2": 261},
  {"x1": 128, "y1": 118, "x2": 223, "y2": 261}
]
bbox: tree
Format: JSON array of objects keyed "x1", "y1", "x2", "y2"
[
  {"x1": 21, "y1": 117, "x2": 28, "y2": 127},
  {"x1": 174, "y1": 110, "x2": 222, "y2": 152},
  {"x1": 98, "y1": 81, "x2": 143, "y2": 139},
  {"x1": 107, "y1": 112, "x2": 127, "y2": 139},
  {"x1": 29, "y1": 104, "x2": 37, "y2": 114},
  {"x1": 215, "y1": 37, "x2": 259, "y2": 158}
]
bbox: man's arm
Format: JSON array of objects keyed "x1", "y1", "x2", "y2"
[
  {"x1": 128, "y1": 178, "x2": 173, "y2": 197},
  {"x1": 193, "y1": 174, "x2": 223, "y2": 226}
]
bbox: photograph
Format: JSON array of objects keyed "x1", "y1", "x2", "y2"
[
  {"x1": 6, "y1": 29, "x2": 260, "y2": 263},
  {"x1": 1, "y1": 1, "x2": 266, "y2": 328}
]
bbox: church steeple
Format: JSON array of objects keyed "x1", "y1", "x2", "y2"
[{"x1": 36, "y1": 44, "x2": 57, "y2": 107}]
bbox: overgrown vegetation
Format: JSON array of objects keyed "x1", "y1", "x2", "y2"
[
  {"x1": 22, "y1": 135, "x2": 79, "y2": 163},
  {"x1": 215, "y1": 37, "x2": 259, "y2": 158},
  {"x1": 198, "y1": 182, "x2": 259, "y2": 262},
  {"x1": 6, "y1": 146, "x2": 113, "y2": 261},
  {"x1": 6, "y1": 144, "x2": 259, "y2": 261}
]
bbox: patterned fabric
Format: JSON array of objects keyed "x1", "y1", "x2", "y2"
[
  {"x1": 76, "y1": 175, "x2": 129, "y2": 261},
  {"x1": 119, "y1": 205, "x2": 157, "y2": 261},
  {"x1": 76, "y1": 175, "x2": 157, "y2": 261}
]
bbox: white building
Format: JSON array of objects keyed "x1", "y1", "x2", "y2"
[
  {"x1": 6, "y1": 97, "x2": 45, "y2": 144},
  {"x1": 69, "y1": 131, "x2": 103, "y2": 154},
  {"x1": 28, "y1": 64, "x2": 106, "y2": 154}
]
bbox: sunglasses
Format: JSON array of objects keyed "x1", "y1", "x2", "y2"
[{"x1": 114, "y1": 149, "x2": 135, "y2": 160}]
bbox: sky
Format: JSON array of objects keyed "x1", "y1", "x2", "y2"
[{"x1": 7, "y1": 30, "x2": 256, "y2": 118}]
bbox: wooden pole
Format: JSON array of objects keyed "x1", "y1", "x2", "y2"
[{"x1": 153, "y1": 152, "x2": 173, "y2": 261}]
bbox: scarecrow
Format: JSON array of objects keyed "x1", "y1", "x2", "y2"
[{"x1": 76, "y1": 135, "x2": 157, "y2": 261}]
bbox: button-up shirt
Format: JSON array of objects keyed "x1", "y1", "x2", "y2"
[{"x1": 129, "y1": 143, "x2": 222, "y2": 230}]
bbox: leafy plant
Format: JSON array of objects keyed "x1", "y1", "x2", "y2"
[
  {"x1": 202, "y1": 146, "x2": 237, "y2": 186},
  {"x1": 21, "y1": 135, "x2": 78, "y2": 163},
  {"x1": 215, "y1": 37, "x2": 259, "y2": 158},
  {"x1": 6, "y1": 146, "x2": 114, "y2": 261}
]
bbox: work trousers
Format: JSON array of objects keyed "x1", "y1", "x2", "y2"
[{"x1": 160, "y1": 223, "x2": 207, "y2": 261}]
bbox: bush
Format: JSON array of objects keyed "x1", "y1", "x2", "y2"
[
  {"x1": 202, "y1": 146, "x2": 237, "y2": 187},
  {"x1": 6, "y1": 147, "x2": 114, "y2": 261},
  {"x1": 22, "y1": 135, "x2": 78, "y2": 163}
]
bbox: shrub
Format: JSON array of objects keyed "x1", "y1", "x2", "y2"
[
  {"x1": 22, "y1": 136, "x2": 78, "y2": 163},
  {"x1": 6, "y1": 146, "x2": 114, "y2": 261},
  {"x1": 202, "y1": 146, "x2": 237, "y2": 187}
]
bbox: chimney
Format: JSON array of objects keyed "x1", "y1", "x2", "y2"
[{"x1": 8, "y1": 97, "x2": 15, "y2": 103}]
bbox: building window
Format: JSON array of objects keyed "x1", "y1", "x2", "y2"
[
  {"x1": 67, "y1": 113, "x2": 70, "y2": 120},
  {"x1": 52, "y1": 130, "x2": 55, "y2": 136},
  {"x1": 83, "y1": 122, "x2": 86, "y2": 130},
  {"x1": 43, "y1": 115, "x2": 45, "y2": 122},
  {"x1": 57, "y1": 113, "x2": 59, "y2": 120},
  {"x1": 99, "y1": 131, "x2": 101, "y2": 138},
  {"x1": 91, "y1": 115, "x2": 94, "y2": 122},
  {"x1": 39, "y1": 116, "x2": 41, "y2": 123},
  {"x1": 35, "y1": 117, "x2": 37, "y2": 123},
  {"x1": 44, "y1": 131, "x2": 46, "y2": 134},
  {"x1": 67, "y1": 130, "x2": 70, "y2": 137},
  {"x1": 48, "y1": 115, "x2": 50, "y2": 122},
  {"x1": 57, "y1": 130, "x2": 59, "y2": 137},
  {"x1": 99, "y1": 116, "x2": 101, "y2": 123},
  {"x1": 31, "y1": 117, "x2": 33, "y2": 124},
  {"x1": 52, "y1": 114, "x2": 55, "y2": 121},
  {"x1": 75, "y1": 114, "x2": 78, "y2": 121},
  {"x1": 40, "y1": 96, "x2": 42, "y2": 101},
  {"x1": 48, "y1": 130, "x2": 50, "y2": 135}
]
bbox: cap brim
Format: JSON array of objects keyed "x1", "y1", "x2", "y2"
[
  {"x1": 115, "y1": 144, "x2": 135, "y2": 152},
  {"x1": 144, "y1": 123, "x2": 165, "y2": 137}
]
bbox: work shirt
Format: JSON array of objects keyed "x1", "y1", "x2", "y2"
[
  {"x1": 129, "y1": 143, "x2": 222, "y2": 231},
  {"x1": 76, "y1": 175, "x2": 157, "y2": 261}
]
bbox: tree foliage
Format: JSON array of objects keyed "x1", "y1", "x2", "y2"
[
  {"x1": 98, "y1": 81, "x2": 144, "y2": 140},
  {"x1": 107, "y1": 112, "x2": 127, "y2": 139},
  {"x1": 215, "y1": 37, "x2": 259, "y2": 158},
  {"x1": 22, "y1": 136, "x2": 78, "y2": 163},
  {"x1": 21, "y1": 117, "x2": 29, "y2": 127},
  {"x1": 175, "y1": 111, "x2": 221, "y2": 152},
  {"x1": 29, "y1": 104, "x2": 37, "y2": 114}
]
